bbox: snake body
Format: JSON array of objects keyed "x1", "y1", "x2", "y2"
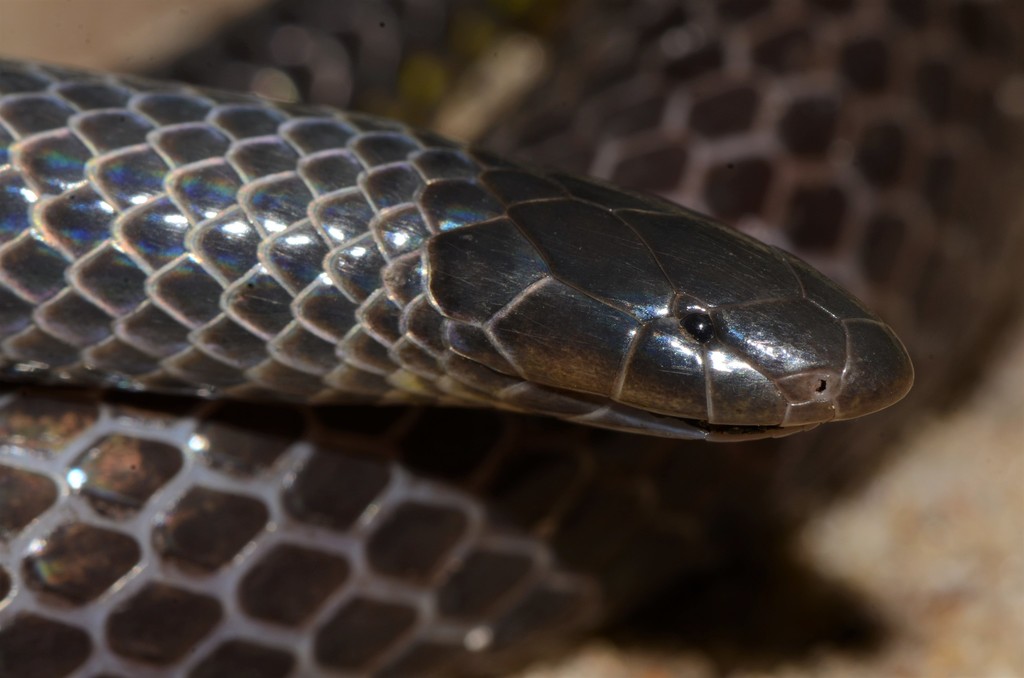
[{"x1": 0, "y1": 1, "x2": 1021, "y2": 677}]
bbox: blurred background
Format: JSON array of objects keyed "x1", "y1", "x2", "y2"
[{"x1": 1, "y1": 1, "x2": 1021, "y2": 676}]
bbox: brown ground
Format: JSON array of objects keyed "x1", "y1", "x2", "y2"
[{"x1": 2, "y1": 2, "x2": 1022, "y2": 676}]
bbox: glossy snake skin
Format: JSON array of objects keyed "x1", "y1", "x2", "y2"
[{"x1": 0, "y1": 1, "x2": 1022, "y2": 677}]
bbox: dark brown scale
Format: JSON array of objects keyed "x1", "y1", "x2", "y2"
[
  {"x1": 754, "y1": 28, "x2": 814, "y2": 73},
  {"x1": 856, "y1": 121, "x2": 907, "y2": 187},
  {"x1": 778, "y1": 96, "x2": 840, "y2": 156},
  {"x1": 154, "y1": 486, "x2": 270, "y2": 572},
  {"x1": 23, "y1": 523, "x2": 141, "y2": 605},
  {"x1": 785, "y1": 184, "x2": 848, "y2": 251},
  {"x1": 239, "y1": 545, "x2": 351, "y2": 625},
  {"x1": 190, "y1": 641, "x2": 296, "y2": 678},
  {"x1": 0, "y1": 464, "x2": 58, "y2": 535},
  {"x1": 704, "y1": 157, "x2": 774, "y2": 219},
  {"x1": 106, "y1": 584, "x2": 223, "y2": 664},
  {"x1": 72, "y1": 435, "x2": 184, "y2": 518},
  {"x1": 314, "y1": 597, "x2": 419, "y2": 671},
  {"x1": 690, "y1": 87, "x2": 761, "y2": 138},
  {"x1": 195, "y1": 401, "x2": 305, "y2": 474},
  {"x1": 0, "y1": 615, "x2": 92, "y2": 677},
  {"x1": 610, "y1": 144, "x2": 688, "y2": 192}
]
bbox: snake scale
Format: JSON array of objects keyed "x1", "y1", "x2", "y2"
[{"x1": 0, "y1": 1, "x2": 1021, "y2": 677}]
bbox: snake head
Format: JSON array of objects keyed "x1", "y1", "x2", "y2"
[{"x1": 425, "y1": 171, "x2": 913, "y2": 441}]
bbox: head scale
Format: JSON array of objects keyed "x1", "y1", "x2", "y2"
[{"x1": 423, "y1": 171, "x2": 913, "y2": 441}]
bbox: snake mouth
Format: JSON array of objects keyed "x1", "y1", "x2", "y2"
[
  {"x1": 699, "y1": 420, "x2": 822, "y2": 441},
  {"x1": 560, "y1": 399, "x2": 822, "y2": 441},
  {"x1": 496, "y1": 382, "x2": 826, "y2": 441}
]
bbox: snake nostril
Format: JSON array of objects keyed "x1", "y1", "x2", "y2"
[{"x1": 777, "y1": 372, "x2": 839, "y2": 404}]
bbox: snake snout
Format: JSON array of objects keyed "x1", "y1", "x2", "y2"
[
  {"x1": 771, "y1": 252, "x2": 915, "y2": 423},
  {"x1": 775, "y1": 319, "x2": 914, "y2": 424},
  {"x1": 833, "y1": 318, "x2": 915, "y2": 420}
]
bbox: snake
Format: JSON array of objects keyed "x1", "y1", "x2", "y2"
[{"x1": 0, "y1": 1, "x2": 1021, "y2": 677}]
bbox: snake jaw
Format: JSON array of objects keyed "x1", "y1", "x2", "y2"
[{"x1": 570, "y1": 401, "x2": 824, "y2": 441}]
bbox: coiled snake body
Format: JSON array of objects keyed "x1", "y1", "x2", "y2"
[{"x1": 0, "y1": 1, "x2": 1021, "y2": 676}]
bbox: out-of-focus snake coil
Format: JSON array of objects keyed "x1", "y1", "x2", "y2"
[{"x1": 0, "y1": 1, "x2": 1021, "y2": 677}]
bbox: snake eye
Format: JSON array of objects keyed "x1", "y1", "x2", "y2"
[{"x1": 681, "y1": 312, "x2": 715, "y2": 343}]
